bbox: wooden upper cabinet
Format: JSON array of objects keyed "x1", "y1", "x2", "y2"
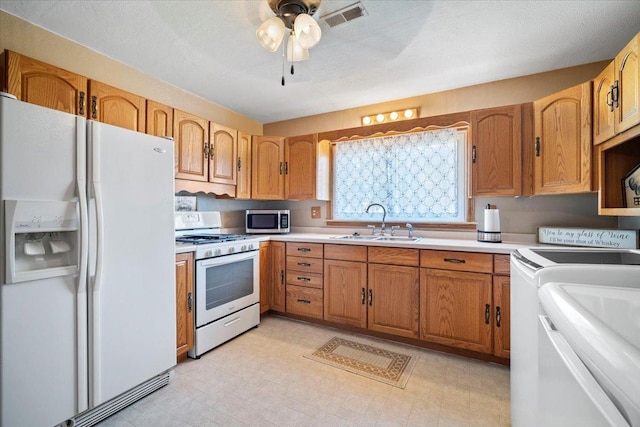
[
  {"x1": 88, "y1": 80, "x2": 146, "y2": 132},
  {"x1": 471, "y1": 105, "x2": 522, "y2": 196},
  {"x1": 2, "y1": 50, "x2": 87, "y2": 115},
  {"x1": 252, "y1": 135, "x2": 285, "y2": 200},
  {"x1": 209, "y1": 123, "x2": 237, "y2": 185},
  {"x1": 593, "y1": 61, "x2": 617, "y2": 145},
  {"x1": 285, "y1": 134, "x2": 317, "y2": 200},
  {"x1": 533, "y1": 82, "x2": 592, "y2": 194},
  {"x1": 174, "y1": 109, "x2": 209, "y2": 181},
  {"x1": 236, "y1": 132, "x2": 252, "y2": 199},
  {"x1": 146, "y1": 100, "x2": 173, "y2": 138},
  {"x1": 615, "y1": 32, "x2": 640, "y2": 134}
]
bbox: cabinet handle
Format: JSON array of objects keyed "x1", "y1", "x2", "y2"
[
  {"x1": 297, "y1": 299, "x2": 311, "y2": 304},
  {"x1": 472, "y1": 145, "x2": 477, "y2": 163},
  {"x1": 91, "y1": 96, "x2": 97, "y2": 119},
  {"x1": 187, "y1": 292, "x2": 193, "y2": 313},
  {"x1": 297, "y1": 247, "x2": 311, "y2": 252},
  {"x1": 444, "y1": 258, "x2": 465, "y2": 264},
  {"x1": 280, "y1": 270, "x2": 284, "y2": 285},
  {"x1": 204, "y1": 142, "x2": 209, "y2": 159},
  {"x1": 285, "y1": 161, "x2": 289, "y2": 175},
  {"x1": 535, "y1": 137, "x2": 541, "y2": 157},
  {"x1": 237, "y1": 157, "x2": 241, "y2": 171},
  {"x1": 279, "y1": 161, "x2": 283, "y2": 175},
  {"x1": 368, "y1": 289, "x2": 373, "y2": 306},
  {"x1": 297, "y1": 276, "x2": 311, "y2": 282},
  {"x1": 607, "y1": 86, "x2": 615, "y2": 112},
  {"x1": 297, "y1": 262, "x2": 311, "y2": 267},
  {"x1": 209, "y1": 144, "x2": 215, "y2": 160},
  {"x1": 612, "y1": 80, "x2": 619, "y2": 109},
  {"x1": 361, "y1": 288, "x2": 366, "y2": 305},
  {"x1": 79, "y1": 91, "x2": 85, "y2": 115},
  {"x1": 496, "y1": 306, "x2": 501, "y2": 328},
  {"x1": 484, "y1": 304, "x2": 490, "y2": 324}
]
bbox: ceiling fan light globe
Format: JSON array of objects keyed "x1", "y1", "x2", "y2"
[
  {"x1": 256, "y1": 17, "x2": 286, "y2": 52},
  {"x1": 294, "y1": 14, "x2": 321, "y2": 49},
  {"x1": 287, "y1": 35, "x2": 310, "y2": 62}
]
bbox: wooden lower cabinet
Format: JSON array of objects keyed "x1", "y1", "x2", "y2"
[
  {"x1": 420, "y1": 269, "x2": 493, "y2": 353},
  {"x1": 269, "y1": 241, "x2": 286, "y2": 313},
  {"x1": 493, "y1": 275, "x2": 510, "y2": 358},
  {"x1": 368, "y1": 263, "x2": 420, "y2": 338},
  {"x1": 286, "y1": 285, "x2": 323, "y2": 319},
  {"x1": 323, "y1": 259, "x2": 367, "y2": 328},
  {"x1": 259, "y1": 242, "x2": 270, "y2": 314},
  {"x1": 175, "y1": 252, "x2": 194, "y2": 362}
]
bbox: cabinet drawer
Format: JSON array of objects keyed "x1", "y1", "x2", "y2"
[
  {"x1": 286, "y1": 242, "x2": 323, "y2": 258},
  {"x1": 368, "y1": 246, "x2": 419, "y2": 267},
  {"x1": 286, "y1": 285, "x2": 323, "y2": 319},
  {"x1": 286, "y1": 256, "x2": 323, "y2": 274},
  {"x1": 324, "y1": 244, "x2": 367, "y2": 262},
  {"x1": 286, "y1": 271, "x2": 323, "y2": 289},
  {"x1": 420, "y1": 250, "x2": 493, "y2": 273},
  {"x1": 494, "y1": 254, "x2": 511, "y2": 275}
]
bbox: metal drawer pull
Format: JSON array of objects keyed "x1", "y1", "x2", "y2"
[
  {"x1": 224, "y1": 317, "x2": 241, "y2": 327},
  {"x1": 297, "y1": 299, "x2": 311, "y2": 304},
  {"x1": 484, "y1": 304, "x2": 490, "y2": 324},
  {"x1": 496, "y1": 306, "x2": 502, "y2": 327},
  {"x1": 361, "y1": 288, "x2": 366, "y2": 305},
  {"x1": 444, "y1": 258, "x2": 465, "y2": 264},
  {"x1": 297, "y1": 262, "x2": 311, "y2": 267},
  {"x1": 297, "y1": 247, "x2": 311, "y2": 252},
  {"x1": 368, "y1": 289, "x2": 373, "y2": 306},
  {"x1": 297, "y1": 276, "x2": 311, "y2": 282}
]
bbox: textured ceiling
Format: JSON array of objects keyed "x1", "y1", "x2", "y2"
[{"x1": 2, "y1": 0, "x2": 640, "y2": 124}]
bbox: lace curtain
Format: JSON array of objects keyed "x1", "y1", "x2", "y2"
[{"x1": 333, "y1": 128, "x2": 465, "y2": 222}]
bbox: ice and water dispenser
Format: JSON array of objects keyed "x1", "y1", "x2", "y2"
[{"x1": 5, "y1": 200, "x2": 80, "y2": 283}]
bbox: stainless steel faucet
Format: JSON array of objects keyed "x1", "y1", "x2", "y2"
[{"x1": 366, "y1": 203, "x2": 387, "y2": 235}]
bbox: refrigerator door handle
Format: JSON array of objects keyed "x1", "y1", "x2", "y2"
[
  {"x1": 92, "y1": 182, "x2": 104, "y2": 292},
  {"x1": 77, "y1": 119, "x2": 88, "y2": 295}
]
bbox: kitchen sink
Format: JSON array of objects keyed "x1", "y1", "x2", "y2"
[{"x1": 333, "y1": 235, "x2": 421, "y2": 242}]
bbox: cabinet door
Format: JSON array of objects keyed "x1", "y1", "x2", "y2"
[
  {"x1": 367, "y1": 264, "x2": 419, "y2": 338},
  {"x1": 209, "y1": 123, "x2": 237, "y2": 185},
  {"x1": 236, "y1": 132, "x2": 252, "y2": 199},
  {"x1": 593, "y1": 61, "x2": 616, "y2": 145},
  {"x1": 533, "y1": 82, "x2": 592, "y2": 194},
  {"x1": 471, "y1": 105, "x2": 522, "y2": 196},
  {"x1": 88, "y1": 80, "x2": 146, "y2": 132},
  {"x1": 285, "y1": 134, "x2": 317, "y2": 200},
  {"x1": 259, "y1": 242, "x2": 271, "y2": 314},
  {"x1": 420, "y1": 269, "x2": 492, "y2": 353},
  {"x1": 175, "y1": 252, "x2": 194, "y2": 362},
  {"x1": 173, "y1": 109, "x2": 209, "y2": 181},
  {"x1": 269, "y1": 241, "x2": 286, "y2": 312},
  {"x1": 252, "y1": 136, "x2": 285, "y2": 200},
  {"x1": 493, "y1": 275, "x2": 510, "y2": 358},
  {"x1": 146, "y1": 100, "x2": 173, "y2": 138},
  {"x1": 324, "y1": 259, "x2": 367, "y2": 328},
  {"x1": 4, "y1": 51, "x2": 87, "y2": 115},
  {"x1": 615, "y1": 33, "x2": 640, "y2": 134}
]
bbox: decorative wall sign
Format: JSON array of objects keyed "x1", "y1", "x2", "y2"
[
  {"x1": 174, "y1": 196, "x2": 196, "y2": 212},
  {"x1": 538, "y1": 227, "x2": 639, "y2": 249},
  {"x1": 622, "y1": 162, "x2": 640, "y2": 208}
]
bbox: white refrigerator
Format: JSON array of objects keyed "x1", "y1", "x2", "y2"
[{"x1": 0, "y1": 93, "x2": 176, "y2": 427}]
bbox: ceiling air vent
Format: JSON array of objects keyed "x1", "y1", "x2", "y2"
[{"x1": 320, "y1": 1, "x2": 367, "y2": 28}]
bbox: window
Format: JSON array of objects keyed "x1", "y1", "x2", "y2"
[{"x1": 332, "y1": 127, "x2": 468, "y2": 223}]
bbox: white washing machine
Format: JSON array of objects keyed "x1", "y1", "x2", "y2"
[{"x1": 510, "y1": 248, "x2": 640, "y2": 427}]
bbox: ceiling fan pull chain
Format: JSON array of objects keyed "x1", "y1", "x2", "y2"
[{"x1": 281, "y1": 38, "x2": 286, "y2": 86}]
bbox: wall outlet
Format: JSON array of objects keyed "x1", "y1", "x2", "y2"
[{"x1": 311, "y1": 206, "x2": 321, "y2": 219}]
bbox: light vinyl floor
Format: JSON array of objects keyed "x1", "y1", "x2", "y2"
[{"x1": 98, "y1": 315, "x2": 510, "y2": 427}]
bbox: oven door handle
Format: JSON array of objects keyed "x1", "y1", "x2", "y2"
[{"x1": 196, "y1": 250, "x2": 258, "y2": 268}]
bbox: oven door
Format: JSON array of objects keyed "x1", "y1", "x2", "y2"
[{"x1": 195, "y1": 250, "x2": 259, "y2": 328}]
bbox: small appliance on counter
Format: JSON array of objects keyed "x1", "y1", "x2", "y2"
[
  {"x1": 477, "y1": 204, "x2": 501, "y2": 243},
  {"x1": 246, "y1": 209, "x2": 290, "y2": 233}
]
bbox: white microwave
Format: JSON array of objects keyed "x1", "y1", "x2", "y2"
[{"x1": 245, "y1": 209, "x2": 290, "y2": 234}]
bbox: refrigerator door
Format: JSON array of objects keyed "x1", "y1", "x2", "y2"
[
  {"x1": 87, "y1": 121, "x2": 175, "y2": 407},
  {"x1": 0, "y1": 95, "x2": 88, "y2": 427}
]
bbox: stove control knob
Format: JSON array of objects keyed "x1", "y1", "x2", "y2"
[
  {"x1": 205, "y1": 250, "x2": 213, "y2": 257},
  {"x1": 228, "y1": 247, "x2": 235, "y2": 254},
  {"x1": 215, "y1": 249, "x2": 222, "y2": 256},
  {"x1": 248, "y1": 243, "x2": 255, "y2": 250},
  {"x1": 241, "y1": 245, "x2": 247, "y2": 251}
]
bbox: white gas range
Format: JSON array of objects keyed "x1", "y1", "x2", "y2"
[{"x1": 175, "y1": 211, "x2": 261, "y2": 358}]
